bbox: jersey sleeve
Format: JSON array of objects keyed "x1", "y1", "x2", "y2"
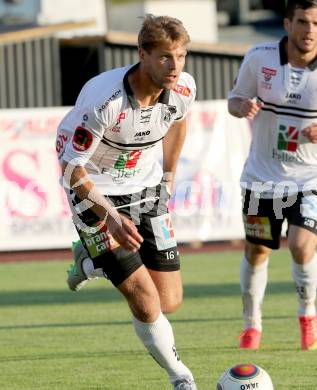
[
  {"x1": 228, "y1": 47, "x2": 258, "y2": 100},
  {"x1": 62, "y1": 109, "x2": 106, "y2": 166},
  {"x1": 61, "y1": 86, "x2": 119, "y2": 167},
  {"x1": 174, "y1": 73, "x2": 196, "y2": 121},
  {"x1": 183, "y1": 76, "x2": 196, "y2": 118}
]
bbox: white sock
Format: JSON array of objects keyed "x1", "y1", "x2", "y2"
[
  {"x1": 292, "y1": 253, "x2": 317, "y2": 317},
  {"x1": 82, "y1": 258, "x2": 104, "y2": 278},
  {"x1": 133, "y1": 312, "x2": 193, "y2": 384},
  {"x1": 240, "y1": 256, "x2": 269, "y2": 332}
]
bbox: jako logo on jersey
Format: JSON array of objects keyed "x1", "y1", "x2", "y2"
[
  {"x1": 114, "y1": 151, "x2": 142, "y2": 169},
  {"x1": 72, "y1": 127, "x2": 93, "y2": 151},
  {"x1": 134, "y1": 131, "x2": 150, "y2": 137},
  {"x1": 160, "y1": 216, "x2": 175, "y2": 239},
  {"x1": 261, "y1": 67, "x2": 277, "y2": 82},
  {"x1": 173, "y1": 84, "x2": 191, "y2": 97},
  {"x1": 286, "y1": 92, "x2": 301, "y2": 100},
  {"x1": 278, "y1": 124, "x2": 299, "y2": 152}
]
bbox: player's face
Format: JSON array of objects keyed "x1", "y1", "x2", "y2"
[
  {"x1": 285, "y1": 7, "x2": 317, "y2": 54},
  {"x1": 140, "y1": 41, "x2": 187, "y2": 90}
]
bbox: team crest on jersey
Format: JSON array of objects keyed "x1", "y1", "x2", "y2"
[
  {"x1": 72, "y1": 127, "x2": 93, "y2": 151},
  {"x1": 261, "y1": 67, "x2": 277, "y2": 90},
  {"x1": 164, "y1": 105, "x2": 177, "y2": 122}
]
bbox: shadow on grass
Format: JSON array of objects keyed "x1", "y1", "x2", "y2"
[
  {"x1": 0, "y1": 314, "x2": 293, "y2": 332},
  {"x1": 0, "y1": 281, "x2": 295, "y2": 307}
]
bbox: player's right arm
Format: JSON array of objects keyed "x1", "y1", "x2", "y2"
[
  {"x1": 228, "y1": 46, "x2": 263, "y2": 120},
  {"x1": 228, "y1": 98, "x2": 263, "y2": 119},
  {"x1": 60, "y1": 82, "x2": 143, "y2": 252},
  {"x1": 62, "y1": 162, "x2": 143, "y2": 252}
]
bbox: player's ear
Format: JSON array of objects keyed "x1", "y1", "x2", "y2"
[
  {"x1": 139, "y1": 47, "x2": 146, "y2": 61},
  {"x1": 284, "y1": 17, "x2": 290, "y2": 33}
]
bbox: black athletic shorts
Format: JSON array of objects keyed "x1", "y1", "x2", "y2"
[
  {"x1": 70, "y1": 182, "x2": 180, "y2": 286},
  {"x1": 242, "y1": 189, "x2": 317, "y2": 249}
]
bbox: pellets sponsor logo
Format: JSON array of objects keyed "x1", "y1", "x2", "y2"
[
  {"x1": 72, "y1": 127, "x2": 93, "y2": 151},
  {"x1": 114, "y1": 150, "x2": 142, "y2": 169},
  {"x1": 277, "y1": 124, "x2": 299, "y2": 152}
]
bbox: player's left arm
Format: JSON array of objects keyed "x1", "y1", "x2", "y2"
[
  {"x1": 302, "y1": 123, "x2": 317, "y2": 143},
  {"x1": 162, "y1": 118, "x2": 187, "y2": 192}
]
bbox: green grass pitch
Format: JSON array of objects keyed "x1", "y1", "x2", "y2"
[{"x1": 0, "y1": 249, "x2": 316, "y2": 389}]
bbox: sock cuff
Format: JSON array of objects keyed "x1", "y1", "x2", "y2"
[
  {"x1": 292, "y1": 253, "x2": 317, "y2": 273},
  {"x1": 242, "y1": 256, "x2": 269, "y2": 271},
  {"x1": 133, "y1": 312, "x2": 167, "y2": 337}
]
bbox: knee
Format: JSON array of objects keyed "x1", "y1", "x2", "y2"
[
  {"x1": 160, "y1": 290, "x2": 183, "y2": 314},
  {"x1": 289, "y1": 242, "x2": 314, "y2": 263},
  {"x1": 124, "y1": 287, "x2": 161, "y2": 322},
  {"x1": 245, "y1": 242, "x2": 271, "y2": 265}
]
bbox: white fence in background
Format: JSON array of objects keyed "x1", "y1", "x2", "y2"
[{"x1": 0, "y1": 101, "x2": 251, "y2": 251}]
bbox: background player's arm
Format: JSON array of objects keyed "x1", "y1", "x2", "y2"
[
  {"x1": 62, "y1": 162, "x2": 143, "y2": 252},
  {"x1": 302, "y1": 123, "x2": 317, "y2": 143},
  {"x1": 228, "y1": 97, "x2": 263, "y2": 119},
  {"x1": 162, "y1": 118, "x2": 187, "y2": 192}
]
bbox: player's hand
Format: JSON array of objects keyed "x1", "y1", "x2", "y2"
[
  {"x1": 106, "y1": 212, "x2": 143, "y2": 252},
  {"x1": 239, "y1": 99, "x2": 263, "y2": 119},
  {"x1": 302, "y1": 123, "x2": 317, "y2": 143}
]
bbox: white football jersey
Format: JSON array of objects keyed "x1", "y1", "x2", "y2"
[
  {"x1": 57, "y1": 64, "x2": 196, "y2": 195},
  {"x1": 229, "y1": 37, "x2": 317, "y2": 196}
]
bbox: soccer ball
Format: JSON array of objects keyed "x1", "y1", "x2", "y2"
[{"x1": 216, "y1": 363, "x2": 274, "y2": 389}]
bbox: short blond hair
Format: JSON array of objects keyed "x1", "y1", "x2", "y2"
[{"x1": 138, "y1": 14, "x2": 190, "y2": 52}]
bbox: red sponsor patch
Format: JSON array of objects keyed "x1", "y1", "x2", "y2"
[
  {"x1": 173, "y1": 84, "x2": 191, "y2": 97},
  {"x1": 262, "y1": 67, "x2": 277, "y2": 82},
  {"x1": 72, "y1": 127, "x2": 93, "y2": 151},
  {"x1": 117, "y1": 112, "x2": 126, "y2": 122},
  {"x1": 261, "y1": 67, "x2": 277, "y2": 76}
]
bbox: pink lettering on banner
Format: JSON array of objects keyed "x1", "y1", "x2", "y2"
[
  {"x1": 52, "y1": 150, "x2": 71, "y2": 218},
  {"x1": 1, "y1": 116, "x2": 62, "y2": 140},
  {"x1": 3, "y1": 150, "x2": 47, "y2": 218},
  {"x1": 199, "y1": 111, "x2": 217, "y2": 130}
]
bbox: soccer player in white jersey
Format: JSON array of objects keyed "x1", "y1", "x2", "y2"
[
  {"x1": 56, "y1": 14, "x2": 197, "y2": 390},
  {"x1": 228, "y1": 0, "x2": 317, "y2": 351}
]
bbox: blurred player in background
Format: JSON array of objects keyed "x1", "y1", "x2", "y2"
[
  {"x1": 56, "y1": 14, "x2": 197, "y2": 390},
  {"x1": 228, "y1": 0, "x2": 317, "y2": 350}
]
